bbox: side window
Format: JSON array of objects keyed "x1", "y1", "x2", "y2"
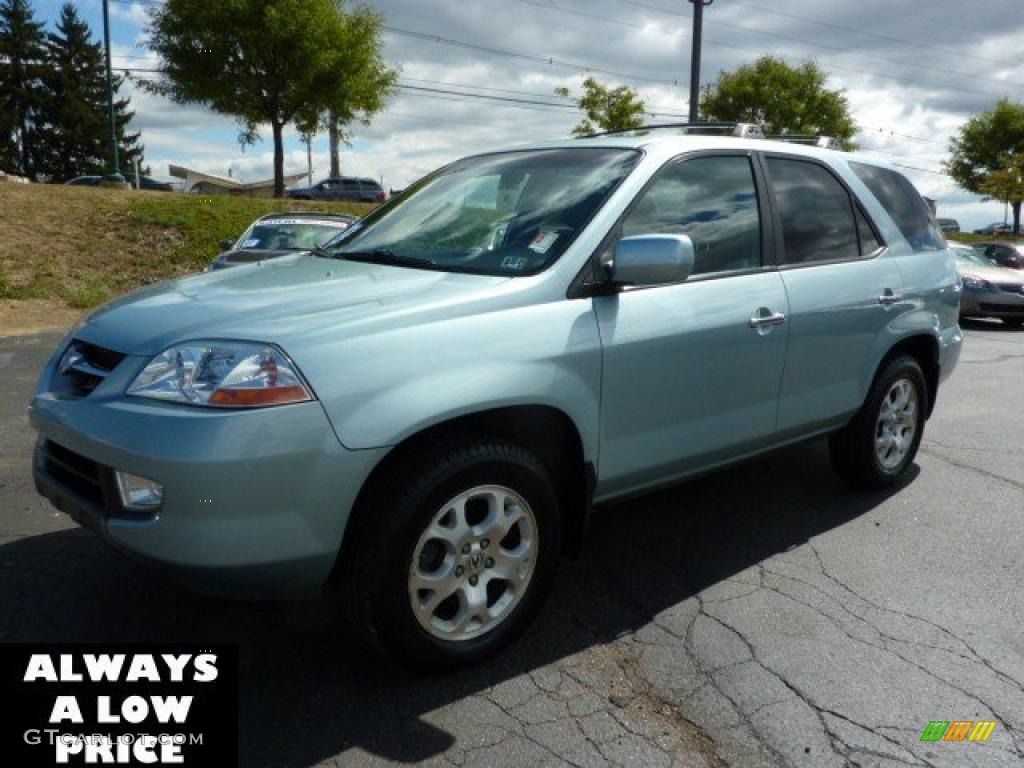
[
  {"x1": 619, "y1": 155, "x2": 762, "y2": 276},
  {"x1": 766, "y1": 157, "x2": 860, "y2": 265},
  {"x1": 849, "y1": 162, "x2": 945, "y2": 252},
  {"x1": 855, "y1": 205, "x2": 882, "y2": 255}
]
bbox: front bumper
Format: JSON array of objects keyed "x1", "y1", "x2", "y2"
[
  {"x1": 29, "y1": 364, "x2": 387, "y2": 599},
  {"x1": 960, "y1": 287, "x2": 1024, "y2": 319}
]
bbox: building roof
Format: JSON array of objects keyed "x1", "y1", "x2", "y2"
[{"x1": 168, "y1": 164, "x2": 307, "y2": 190}]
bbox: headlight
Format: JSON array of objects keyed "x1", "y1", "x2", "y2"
[
  {"x1": 962, "y1": 275, "x2": 994, "y2": 291},
  {"x1": 127, "y1": 341, "x2": 313, "y2": 407}
]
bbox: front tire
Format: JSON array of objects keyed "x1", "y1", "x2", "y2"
[
  {"x1": 341, "y1": 437, "x2": 562, "y2": 671},
  {"x1": 829, "y1": 355, "x2": 928, "y2": 489}
]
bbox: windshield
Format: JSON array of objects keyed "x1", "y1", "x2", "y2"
[
  {"x1": 327, "y1": 148, "x2": 641, "y2": 275},
  {"x1": 952, "y1": 248, "x2": 992, "y2": 267},
  {"x1": 235, "y1": 218, "x2": 352, "y2": 251}
]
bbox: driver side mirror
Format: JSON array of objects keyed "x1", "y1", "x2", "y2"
[
  {"x1": 220, "y1": 238, "x2": 235, "y2": 251},
  {"x1": 610, "y1": 234, "x2": 695, "y2": 288}
]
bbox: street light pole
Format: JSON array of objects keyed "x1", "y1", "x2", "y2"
[
  {"x1": 688, "y1": 0, "x2": 713, "y2": 123},
  {"x1": 101, "y1": 0, "x2": 123, "y2": 182}
]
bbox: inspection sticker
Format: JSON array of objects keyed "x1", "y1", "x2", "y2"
[
  {"x1": 501, "y1": 255, "x2": 529, "y2": 271},
  {"x1": 528, "y1": 230, "x2": 559, "y2": 254}
]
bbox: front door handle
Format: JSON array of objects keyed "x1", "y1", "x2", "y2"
[
  {"x1": 878, "y1": 289, "x2": 903, "y2": 305},
  {"x1": 748, "y1": 311, "x2": 786, "y2": 328}
]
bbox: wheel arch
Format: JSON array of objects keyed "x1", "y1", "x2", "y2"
[
  {"x1": 874, "y1": 333, "x2": 941, "y2": 418},
  {"x1": 337, "y1": 405, "x2": 593, "y2": 573}
]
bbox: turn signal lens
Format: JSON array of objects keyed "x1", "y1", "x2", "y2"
[{"x1": 208, "y1": 385, "x2": 310, "y2": 407}]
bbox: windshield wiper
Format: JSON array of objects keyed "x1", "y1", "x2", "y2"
[{"x1": 332, "y1": 249, "x2": 438, "y2": 269}]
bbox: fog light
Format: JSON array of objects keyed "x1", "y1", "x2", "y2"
[{"x1": 115, "y1": 471, "x2": 164, "y2": 511}]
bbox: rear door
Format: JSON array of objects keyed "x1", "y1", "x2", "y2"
[
  {"x1": 594, "y1": 152, "x2": 791, "y2": 497},
  {"x1": 340, "y1": 179, "x2": 362, "y2": 201},
  {"x1": 762, "y1": 154, "x2": 904, "y2": 435}
]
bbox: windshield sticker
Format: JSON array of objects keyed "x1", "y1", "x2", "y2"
[
  {"x1": 501, "y1": 255, "x2": 529, "y2": 271},
  {"x1": 241, "y1": 239, "x2": 260, "y2": 248},
  {"x1": 528, "y1": 230, "x2": 559, "y2": 254},
  {"x1": 264, "y1": 219, "x2": 350, "y2": 228}
]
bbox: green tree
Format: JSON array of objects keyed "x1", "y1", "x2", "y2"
[
  {"x1": 147, "y1": 0, "x2": 396, "y2": 197},
  {"x1": 945, "y1": 100, "x2": 1024, "y2": 235},
  {"x1": 700, "y1": 56, "x2": 857, "y2": 148},
  {"x1": 0, "y1": 0, "x2": 47, "y2": 177},
  {"x1": 555, "y1": 77, "x2": 646, "y2": 137},
  {"x1": 36, "y1": 3, "x2": 144, "y2": 182}
]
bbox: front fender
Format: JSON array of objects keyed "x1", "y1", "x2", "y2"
[{"x1": 308, "y1": 299, "x2": 603, "y2": 462}]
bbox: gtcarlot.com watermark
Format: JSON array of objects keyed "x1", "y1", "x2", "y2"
[{"x1": 25, "y1": 731, "x2": 204, "y2": 764}]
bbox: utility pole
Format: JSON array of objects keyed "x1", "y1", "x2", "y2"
[
  {"x1": 101, "y1": 0, "x2": 124, "y2": 182},
  {"x1": 688, "y1": 0, "x2": 713, "y2": 123}
]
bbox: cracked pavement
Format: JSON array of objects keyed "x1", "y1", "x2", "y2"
[{"x1": 2, "y1": 320, "x2": 1022, "y2": 767}]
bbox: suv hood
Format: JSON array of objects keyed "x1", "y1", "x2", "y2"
[
  {"x1": 211, "y1": 247, "x2": 295, "y2": 269},
  {"x1": 75, "y1": 253, "x2": 510, "y2": 356}
]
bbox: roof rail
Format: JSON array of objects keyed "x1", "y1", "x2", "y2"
[
  {"x1": 580, "y1": 122, "x2": 846, "y2": 150},
  {"x1": 581, "y1": 122, "x2": 765, "y2": 139},
  {"x1": 765, "y1": 134, "x2": 844, "y2": 150}
]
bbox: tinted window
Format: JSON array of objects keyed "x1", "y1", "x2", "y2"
[
  {"x1": 620, "y1": 155, "x2": 761, "y2": 275},
  {"x1": 849, "y1": 162, "x2": 945, "y2": 251},
  {"x1": 855, "y1": 205, "x2": 882, "y2": 255},
  {"x1": 341, "y1": 179, "x2": 361, "y2": 190},
  {"x1": 767, "y1": 158, "x2": 859, "y2": 264}
]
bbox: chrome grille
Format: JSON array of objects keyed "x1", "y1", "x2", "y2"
[{"x1": 51, "y1": 339, "x2": 126, "y2": 398}]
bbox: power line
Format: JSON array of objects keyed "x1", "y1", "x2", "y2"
[
  {"x1": 368, "y1": 75, "x2": 690, "y2": 118},
  {"x1": 401, "y1": 76, "x2": 575, "y2": 102},
  {"x1": 384, "y1": 26, "x2": 681, "y2": 88},
  {"x1": 117, "y1": 69, "x2": 582, "y2": 116},
  {"x1": 397, "y1": 83, "x2": 578, "y2": 110}
]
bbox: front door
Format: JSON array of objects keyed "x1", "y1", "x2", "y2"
[{"x1": 594, "y1": 153, "x2": 790, "y2": 499}]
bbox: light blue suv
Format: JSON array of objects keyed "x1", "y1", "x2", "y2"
[{"x1": 30, "y1": 129, "x2": 962, "y2": 669}]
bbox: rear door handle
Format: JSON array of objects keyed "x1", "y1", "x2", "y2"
[
  {"x1": 748, "y1": 311, "x2": 786, "y2": 328},
  {"x1": 878, "y1": 290, "x2": 903, "y2": 305}
]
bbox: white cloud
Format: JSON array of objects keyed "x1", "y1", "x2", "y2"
[
  {"x1": 108, "y1": 1, "x2": 150, "y2": 28},
  {"x1": 80, "y1": 0, "x2": 1024, "y2": 228}
]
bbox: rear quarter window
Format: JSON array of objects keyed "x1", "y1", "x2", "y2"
[{"x1": 849, "y1": 162, "x2": 945, "y2": 252}]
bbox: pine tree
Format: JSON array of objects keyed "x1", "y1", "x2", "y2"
[
  {"x1": 37, "y1": 3, "x2": 144, "y2": 181},
  {"x1": 0, "y1": 0, "x2": 47, "y2": 177}
]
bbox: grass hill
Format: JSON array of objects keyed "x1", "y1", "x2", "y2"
[{"x1": 0, "y1": 183, "x2": 371, "y2": 309}]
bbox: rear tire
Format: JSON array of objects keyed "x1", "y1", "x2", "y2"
[
  {"x1": 341, "y1": 436, "x2": 562, "y2": 672},
  {"x1": 829, "y1": 355, "x2": 928, "y2": 489}
]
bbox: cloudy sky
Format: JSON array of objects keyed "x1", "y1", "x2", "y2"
[{"x1": 34, "y1": 0, "x2": 1024, "y2": 229}]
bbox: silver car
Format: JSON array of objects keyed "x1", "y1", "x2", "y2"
[
  {"x1": 950, "y1": 242, "x2": 1024, "y2": 326},
  {"x1": 30, "y1": 130, "x2": 962, "y2": 669}
]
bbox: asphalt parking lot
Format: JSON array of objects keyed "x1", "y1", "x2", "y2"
[{"x1": 2, "y1": 322, "x2": 1022, "y2": 768}]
